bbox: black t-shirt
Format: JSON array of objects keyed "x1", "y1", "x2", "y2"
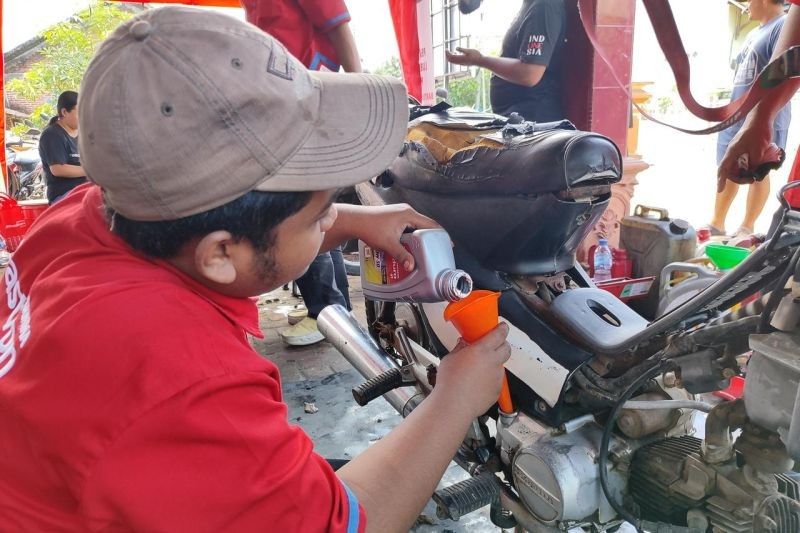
[
  {"x1": 38, "y1": 122, "x2": 87, "y2": 203},
  {"x1": 490, "y1": 0, "x2": 566, "y2": 122}
]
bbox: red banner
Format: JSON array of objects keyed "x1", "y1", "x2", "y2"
[{"x1": 388, "y1": 0, "x2": 422, "y2": 102}]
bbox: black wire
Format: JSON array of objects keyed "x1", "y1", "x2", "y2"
[
  {"x1": 758, "y1": 244, "x2": 800, "y2": 334},
  {"x1": 598, "y1": 358, "x2": 675, "y2": 533}
]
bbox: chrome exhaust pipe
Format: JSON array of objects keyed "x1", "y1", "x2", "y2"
[{"x1": 318, "y1": 304, "x2": 421, "y2": 416}]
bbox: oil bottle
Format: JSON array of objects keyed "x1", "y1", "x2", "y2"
[{"x1": 360, "y1": 229, "x2": 472, "y2": 303}]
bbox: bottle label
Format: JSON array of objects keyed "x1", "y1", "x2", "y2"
[{"x1": 363, "y1": 244, "x2": 411, "y2": 286}]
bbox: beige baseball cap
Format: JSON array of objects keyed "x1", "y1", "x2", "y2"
[{"x1": 79, "y1": 6, "x2": 408, "y2": 221}]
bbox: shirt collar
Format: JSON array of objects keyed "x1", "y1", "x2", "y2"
[{"x1": 82, "y1": 185, "x2": 264, "y2": 338}]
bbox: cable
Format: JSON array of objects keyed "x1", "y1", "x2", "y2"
[
  {"x1": 598, "y1": 359, "x2": 675, "y2": 533},
  {"x1": 622, "y1": 399, "x2": 713, "y2": 413},
  {"x1": 758, "y1": 244, "x2": 800, "y2": 333}
]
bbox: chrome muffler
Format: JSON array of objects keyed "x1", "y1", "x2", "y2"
[{"x1": 317, "y1": 304, "x2": 421, "y2": 416}]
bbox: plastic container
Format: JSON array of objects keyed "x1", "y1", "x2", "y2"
[
  {"x1": 593, "y1": 239, "x2": 613, "y2": 282},
  {"x1": 360, "y1": 229, "x2": 472, "y2": 303},
  {"x1": 611, "y1": 248, "x2": 632, "y2": 279},
  {"x1": 705, "y1": 244, "x2": 750, "y2": 270},
  {"x1": 620, "y1": 205, "x2": 697, "y2": 319},
  {"x1": 444, "y1": 290, "x2": 513, "y2": 413},
  {"x1": 0, "y1": 193, "x2": 31, "y2": 252},
  {"x1": 587, "y1": 245, "x2": 632, "y2": 278},
  {"x1": 18, "y1": 199, "x2": 48, "y2": 223},
  {"x1": 595, "y1": 276, "x2": 655, "y2": 302}
]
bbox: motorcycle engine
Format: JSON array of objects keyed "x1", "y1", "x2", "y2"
[
  {"x1": 629, "y1": 435, "x2": 800, "y2": 532},
  {"x1": 497, "y1": 381, "x2": 697, "y2": 528},
  {"x1": 626, "y1": 331, "x2": 800, "y2": 533}
]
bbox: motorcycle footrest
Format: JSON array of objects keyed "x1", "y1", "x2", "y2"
[
  {"x1": 352, "y1": 367, "x2": 405, "y2": 406},
  {"x1": 433, "y1": 472, "x2": 500, "y2": 521}
]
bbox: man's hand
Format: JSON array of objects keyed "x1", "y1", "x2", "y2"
[
  {"x1": 434, "y1": 323, "x2": 512, "y2": 418},
  {"x1": 358, "y1": 204, "x2": 439, "y2": 271},
  {"x1": 717, "y1": 117, "x2": 773, "y2": 192},
  {"x1": 446, "y1": 47, "x2": 483, "y2": 67},
  {"x1": 328, "y1": 203, "x2": 439, "y2": 271}
]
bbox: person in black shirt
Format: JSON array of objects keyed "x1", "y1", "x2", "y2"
[
  {"x1": 447, "y1": 0, "x2": 566, "y2": 122},
  {"x1": 38, "y1": 91, "x2": 88, "y2": 204}
]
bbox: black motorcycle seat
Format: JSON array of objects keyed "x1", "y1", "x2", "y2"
[{"x1": 386, "y1": 112, "x2": 622, "y2": 197}]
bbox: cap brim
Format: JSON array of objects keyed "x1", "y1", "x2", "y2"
[{"x1": 256, "y1": 72, "x2": 408, "y2": 192}]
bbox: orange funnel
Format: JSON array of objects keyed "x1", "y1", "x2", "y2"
[
  {"x1": 444, "y1": 290, "x2": 500, "y2": 342},
  {"x1": 444, "y1": 290, "x2": 514, "y2": 413}
]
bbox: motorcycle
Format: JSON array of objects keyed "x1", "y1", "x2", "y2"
[
  {"x1": 318, "y1": 106, "x2": 800, "y2": 532},
  {"x1": 14, "y1": 162, "x2": 46, "y2": 201}
]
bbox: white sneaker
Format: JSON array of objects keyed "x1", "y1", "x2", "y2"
[
  {"x1": 280, "y1": 317, "x2": 324, "y2": 346},
  {"x1": 287, "y1": 308, "x2": 308, "y2": 325}
]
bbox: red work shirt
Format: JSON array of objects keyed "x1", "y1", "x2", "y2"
[
  {"x1": 0, "y1": 185, "x2": 365, "y2": 532},
  {"x1": 242, "y1": 0, "x2": 351, "y2": 71}
]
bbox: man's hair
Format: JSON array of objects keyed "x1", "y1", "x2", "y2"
[{"x1": 108, "y1": 190, "x2": 312, "y2": 258}]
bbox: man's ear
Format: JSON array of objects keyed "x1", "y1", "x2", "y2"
[{"x1": 194, "y1": 231, "x2": 238, "y2": 285}]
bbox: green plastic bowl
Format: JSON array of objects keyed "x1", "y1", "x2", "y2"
[{"x1": 705, "y1": 244, "x2": 751, "y2": 270}]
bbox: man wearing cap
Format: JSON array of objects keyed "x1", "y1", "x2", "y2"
[
  {"x1": 0, "y1": 7, "x2": 511, "y2": 532},
  {"x1": 241, "y1": 0, "x2": 362, "y2": 347}
]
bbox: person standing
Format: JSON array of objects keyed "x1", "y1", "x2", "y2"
[
  {"x1": 38, "y1": 91, "x2": 87, "y2": 204},
  {"x1": 446, "y1": 0, "x2": 566, "y2": 121},
  {"x1": 242, "y1": 0, "x2": 360, "y2": 346},
  {"x1": 709, "y1": 0, "x2": 790, "y2": 238}
]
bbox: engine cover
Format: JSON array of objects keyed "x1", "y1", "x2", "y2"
[{"x1": 500, "y1": 413, "x2": 623, "y2": 524}]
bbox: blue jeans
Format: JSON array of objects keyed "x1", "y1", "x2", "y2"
[{"x1": 295, "y1": 248, "x2": 351, "y2": 319}]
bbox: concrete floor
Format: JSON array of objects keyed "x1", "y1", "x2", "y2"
[{"x1": 252, "y1": 277, "x2": 498, "y2": 532}]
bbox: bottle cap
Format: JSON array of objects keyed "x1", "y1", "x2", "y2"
[
  {"x1": 669, "y1": 219, "x2": 690, "y2": 235},
  {"x1": 598, "y1": 238, "x2": 608, "y2": 246}
]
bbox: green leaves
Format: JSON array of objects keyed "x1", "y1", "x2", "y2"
[{"x1": 8, "y1": 2, "x2": 135, "y2": 131}]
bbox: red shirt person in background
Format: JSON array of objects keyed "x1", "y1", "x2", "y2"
[
  {"x1": 242, "y1": 0, "x2": 361, "y2": 73},
  {"x1": 242, "y1": 0, "x2": 363, "y2": 347}
]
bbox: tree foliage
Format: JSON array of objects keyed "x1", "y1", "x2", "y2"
[
  {"x1": 374, "y1": 56, "x2": 402, "y2": 79},
  {"x1": 444, "y1": 68, "x2": 492, "y2": 110},
  {"x1": 7, "y1": 2, "x2": 135, "y2": 134}
]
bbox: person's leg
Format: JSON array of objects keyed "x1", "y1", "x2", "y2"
[
  {"x1": 293, "y1": 254, "x2": 332, "y2": 318},
  {"x1": 282, "y1": 252, "x2": 348, "y2": 346},
  {"x1": 741, "y1": 174, "x2": 771, "y2": 233},
  {"x1": 711, "y1": 141, "x2": 738, "y2": 232},
  {"x1": 329, "y1": 246, "x2": 352, "y2": 310},
  {"x1": 710, "y1": 180, "x2": 738, "y2": 232}
]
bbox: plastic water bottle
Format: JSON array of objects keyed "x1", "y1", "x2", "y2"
[{"x1": 594, "y1": 239, "x2": 613, "y2": 282}]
